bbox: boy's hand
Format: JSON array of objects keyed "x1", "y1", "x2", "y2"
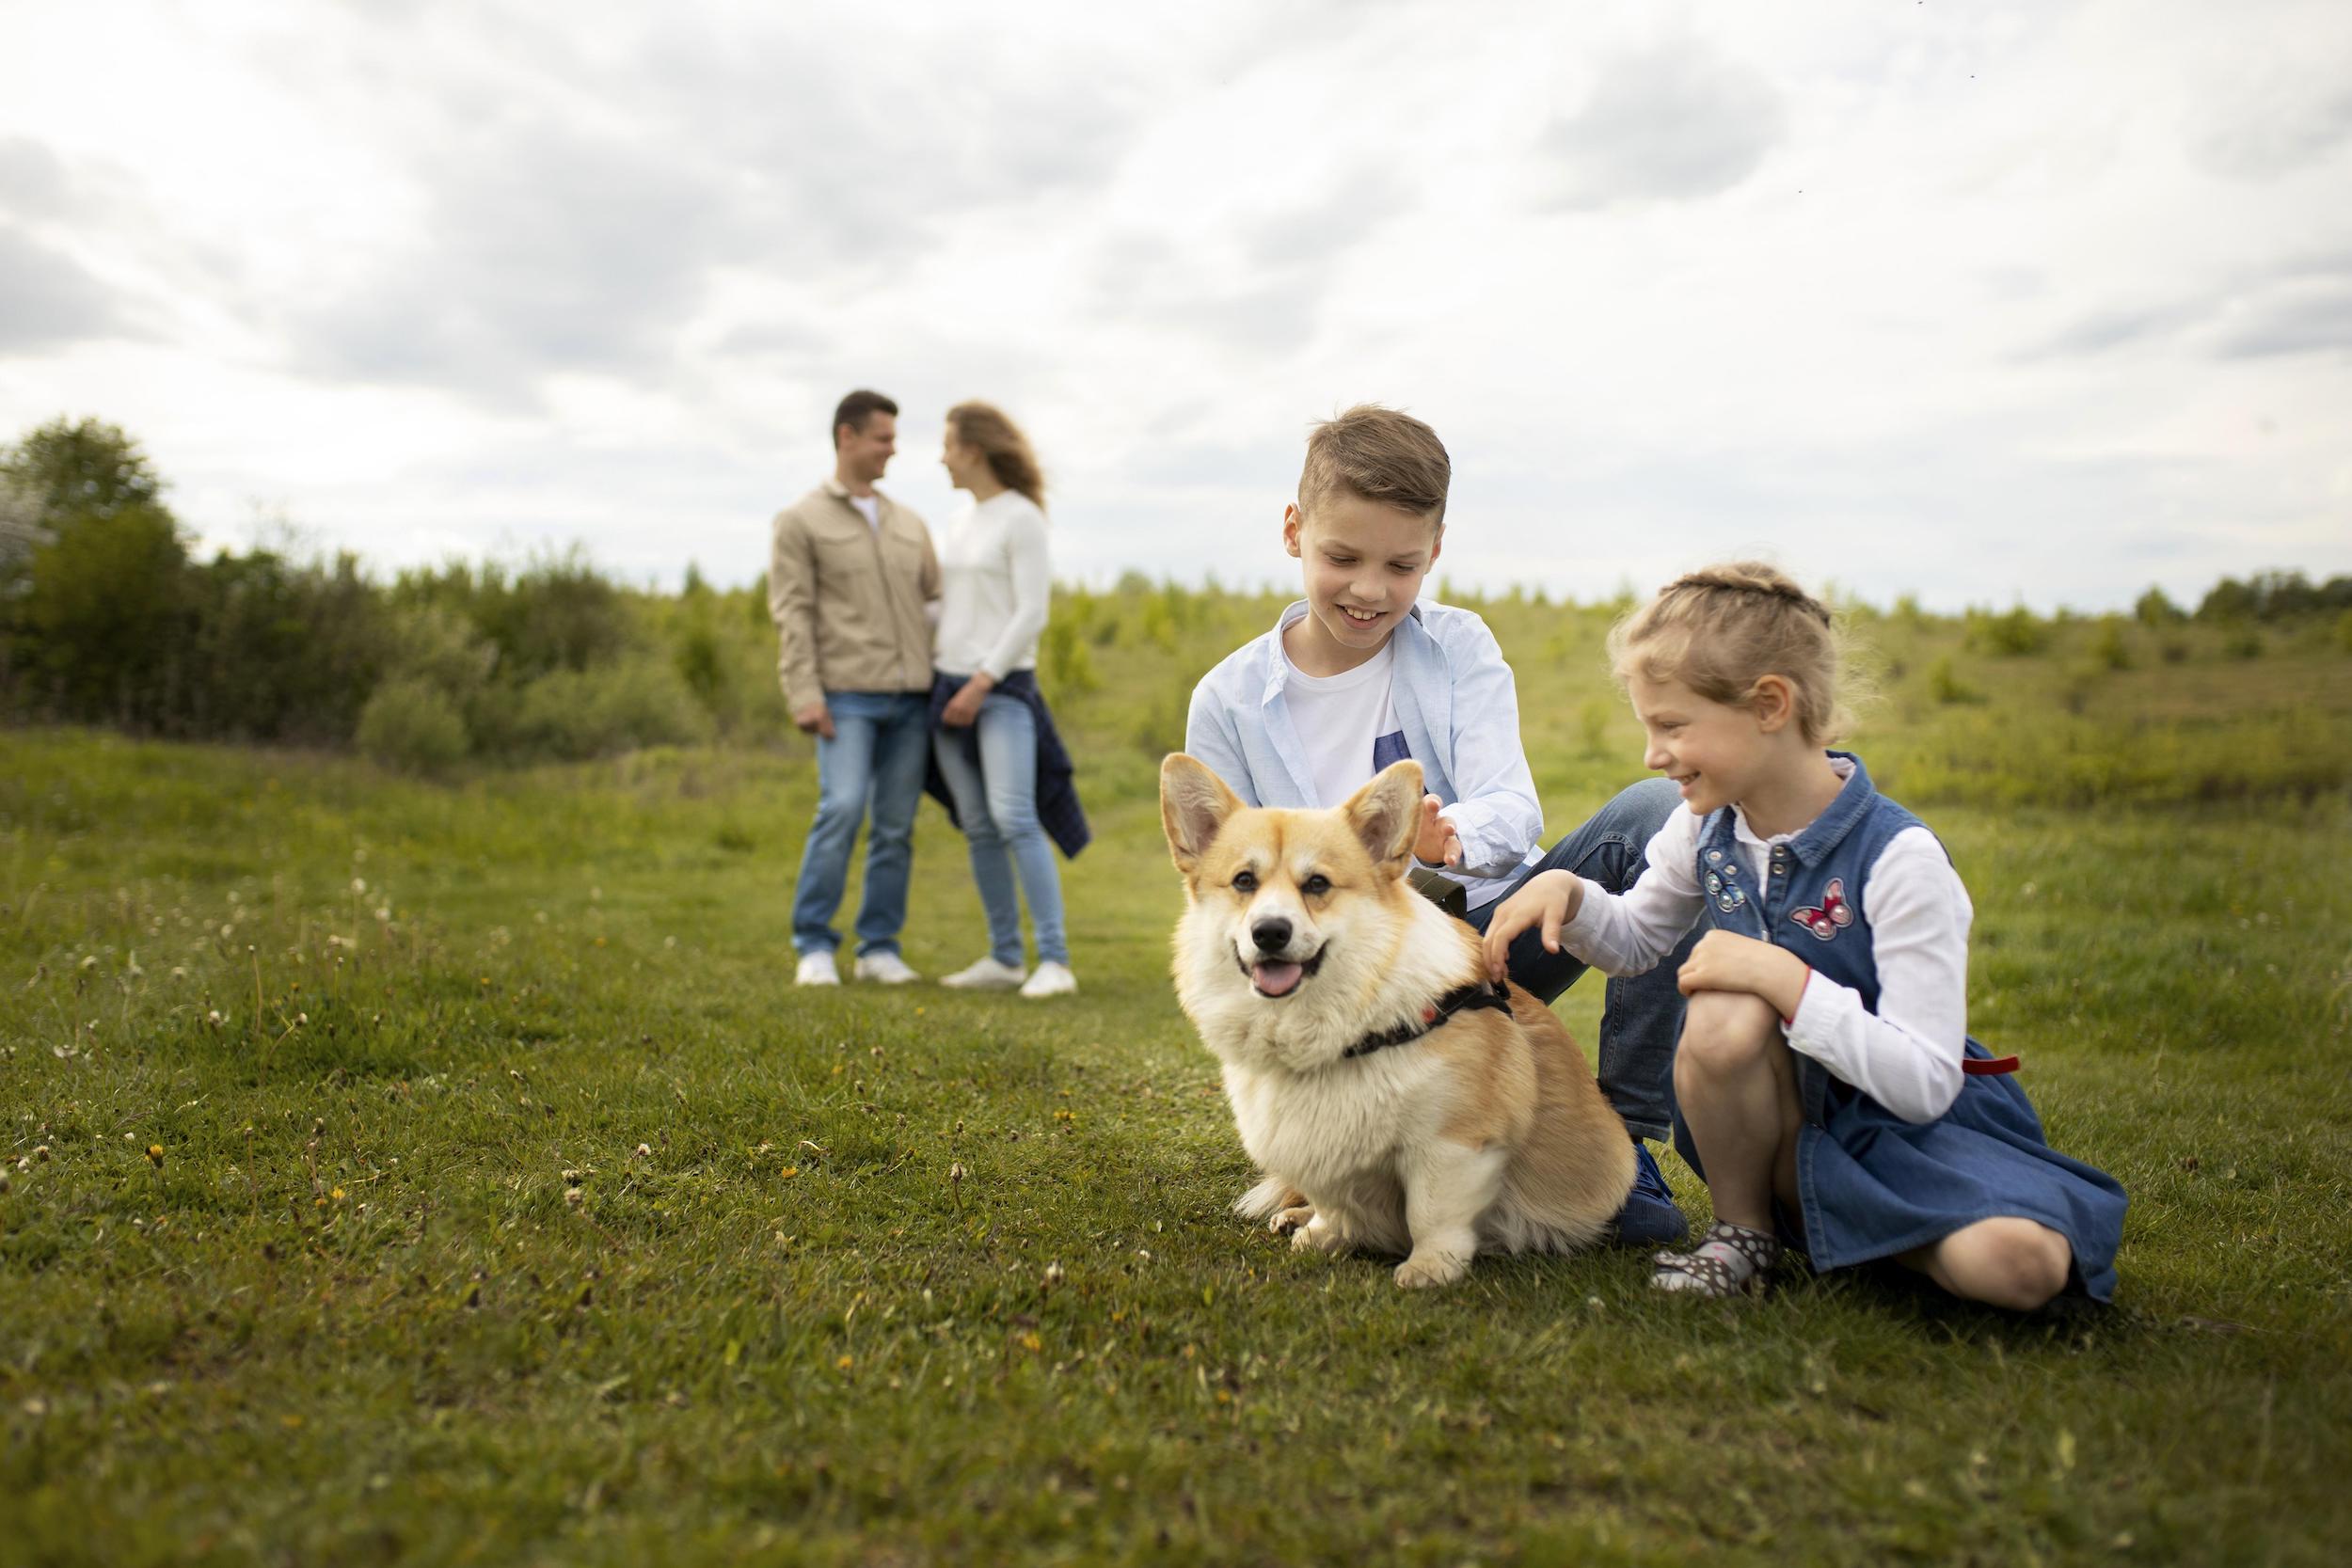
[
  {"x1": 1675, "y1": 930, "x2": 1811, "y2": 1020},
  {"x1": 1481, "y1": 870, "x2": 1581, "y2": 981},
  {"x1": 1414, "y1": 794, "x2": 1461, "y2": 867}
]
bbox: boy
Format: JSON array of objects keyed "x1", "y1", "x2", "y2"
[{"x1": 1184, "y1": 404, "x2": 1693, "y2": 1244}]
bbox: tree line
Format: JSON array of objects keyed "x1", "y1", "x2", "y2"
[{"x1": 4, "y1": 416, "x2": 2346, "y2": 774}]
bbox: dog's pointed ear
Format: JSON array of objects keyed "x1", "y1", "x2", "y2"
[
  {"x1": 1161, "y1": 754, "x2": 1243, "y2": 876},
  {"x1": 1343, "y1": 759, "x2": 1422, "y2": 879}
]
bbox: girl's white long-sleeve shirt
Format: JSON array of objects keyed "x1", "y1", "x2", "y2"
[
  {"x1": 933, "y1": 491, "x2": 1052, "y2": 681},
  {"x1": 1559, "y1": 788, "x2": 1973, "y2": 1124}
]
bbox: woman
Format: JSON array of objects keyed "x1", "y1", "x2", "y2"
[{"x1": 930, "y1": 401, "x2": 1079, "y2": 998}]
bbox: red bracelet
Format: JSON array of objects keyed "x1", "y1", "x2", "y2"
[{"x1": 1781, "y1": 965, "x2": 1811, "y2": 1029}]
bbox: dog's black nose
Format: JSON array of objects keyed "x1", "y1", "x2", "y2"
[{"x1": 1251, "y1": 917, "x2": 1292, "y2": 954}]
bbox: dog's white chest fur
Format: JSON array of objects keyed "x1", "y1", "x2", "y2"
[{"x1": 1223, "y1": 1051, "x2": 1446, "y2": 1192}]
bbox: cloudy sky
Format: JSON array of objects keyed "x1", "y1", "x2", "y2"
[{"x1": 3, "y1": 0, "x2": 2348, "y2": 610}]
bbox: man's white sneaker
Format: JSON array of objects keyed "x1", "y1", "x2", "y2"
[
  {"x1": 1019, "y1": 961, "x2": 1077, "y2": 999},
  {"x1": 794, "y1": 950, "x2": 840, "y2": 987},
  {"x1": 852, "y1": 951, "x2": 922, "y2": 985},
  {"x1": 939, "y1": 956, "x2": 1027, "y2": 990}
]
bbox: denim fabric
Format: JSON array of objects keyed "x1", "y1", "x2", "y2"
[
  {"x1": 1466, "y1": 775, "x2": 1692, "y2": 1143},
  {"x1": 932, "y1": 690, "x2": 1070, "y2": 966},
  {"x1": 790, "y1": 689, "x2": 931, "y2": 958}
]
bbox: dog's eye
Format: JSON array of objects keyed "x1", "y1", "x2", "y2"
[
  {"x1": 1232, "y1": 870, "x2": 1258, "y2": 893},
  {"x1": 1301, "y1": 874, "x2": 1331, "y2": 896}
]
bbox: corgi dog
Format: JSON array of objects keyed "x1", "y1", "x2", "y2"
[{"x1": 1159, "y1": 753, "x2": 1637, "y2": 1289}]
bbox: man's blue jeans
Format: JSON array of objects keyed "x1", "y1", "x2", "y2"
[
  {"x1": 1465, "y1": 776, "x2": 1695, "y2": 1143},
  {"x1": 790, "y1": 689, "x2": 930, "y2": 958},
  {"x1": 931, "y1": 690, "x2": 1070, "y2": 967}
]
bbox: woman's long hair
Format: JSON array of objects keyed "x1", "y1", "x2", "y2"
[{"x1": 946, "y1": 401, "x2": 1046, "y2": 508}]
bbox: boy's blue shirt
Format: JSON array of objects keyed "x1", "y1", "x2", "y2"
[{"x1": 1184, "y1": 598, "x2": 1545, "y2": 900}]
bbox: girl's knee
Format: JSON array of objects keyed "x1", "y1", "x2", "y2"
[
  {"x1": 1944, "y1": 1220, "x2": 2072, "y2": 1311},
  {"x1": 1677, "y1": 990, "x2": 1781, "y2": 1074}
]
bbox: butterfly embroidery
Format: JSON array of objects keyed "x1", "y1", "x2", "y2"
[{"x1": 1790, "y1": 879, "x2": 1852, "y2": 942}]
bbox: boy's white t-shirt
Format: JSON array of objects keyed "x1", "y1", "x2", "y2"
[{"x1": 1282, "y1": 640, "x2": 1406, "y2": 810}]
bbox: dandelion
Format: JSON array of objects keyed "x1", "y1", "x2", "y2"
[
  {"x1": 836, "y1": 1355, "x2": 853, "y2": 1371},
  {"x1": 146, "y1": 1144, "x2": 164, "y2": 1166},
  {"x1": 635, "y1": 1143, "x2": 652, "y2": 1159},
  {"x1": 32, "y1": 1146, "x2": 49, "y2": 1163},
  {"x1": 1042, "y1": 1262, "x2": 1065, "y2": 1289},
  {"x1": 564, "y1": 1188, "x2": 584, "y2": 1207}
]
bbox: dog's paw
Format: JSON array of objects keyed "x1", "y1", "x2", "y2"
[
  {"x1": 1290, "y1": 1216, "x2": 1347, "y2": 1254},
  {"x1": 1269, "y1": 1204, "x2": 1315, "y2": 1236},
  {"x1": 1393, "y1": 1250, "x2": 1470, "y2": 1290}
]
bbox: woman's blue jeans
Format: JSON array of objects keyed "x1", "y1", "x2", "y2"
[
  {"x1": 932, "y1": 690, "x2": 1069, "y2": 967},
  {"x1": 1464, "y1": 776, "x2": 1695, "y2": 1143},
  {"x1": 790, "y1": 689, "x2": 930, "y2": 958}
]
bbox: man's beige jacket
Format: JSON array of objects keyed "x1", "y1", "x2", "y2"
[{"x1": 767, "y1": 479, "x2": 941, "y2": 712}]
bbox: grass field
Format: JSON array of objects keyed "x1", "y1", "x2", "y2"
[{"x1": 5, "y1": 592, "x2": 2351, "y2": 1565}]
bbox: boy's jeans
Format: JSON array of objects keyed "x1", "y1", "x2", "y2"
[
  {"x1": 1465, "y1": 776, "x2": 1693, "y2": 1143},
  {"x1": 790, "y1": 689, "x2": 930, "y2": 958},
  {"x1": 932, "y1": 690, "x2": 1069, "y2": 967}
]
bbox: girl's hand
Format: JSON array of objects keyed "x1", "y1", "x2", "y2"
[
  {"x1": 1481, "y1": 871, "x2": 1581, "y2": 981},
  {"x1": 1413, "y1": 794, "x2": 1462, "y2": 867},
  {"x1": 941, "y1": 672, "x2": 994, "y2": 728},
  {"x1": 1675, "y1": 930, "x2": 1812, "y2": 1020}
]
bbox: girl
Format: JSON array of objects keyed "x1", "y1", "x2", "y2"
[
  {"x1": 1483, "y1": 564, "x2": 2125, "y2": 1306},
  {"x1": 930, "y1": 401, "x2": 1080, "y2": 999}
]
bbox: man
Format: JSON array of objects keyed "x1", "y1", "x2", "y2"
[{"x1": 769, "y1": 389, "x2": 942, "y2": 986}]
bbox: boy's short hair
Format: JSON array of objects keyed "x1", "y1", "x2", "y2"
[
  {"x1": 832, "y1": 388, "x2": 898, "y2": 446},
  {"x1": 1297, "y1": 404, "x2": 1451, "y2": 529}
]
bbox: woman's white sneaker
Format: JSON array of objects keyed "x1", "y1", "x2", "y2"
[
  {"x1": 1019, "y1": 961, "x2": 1077, "y2": 999},
  {"x1": 940, "y1": 956, "x2": 1027, "y2": 990},
  {"x1": 852, "y1": 951, "x2": 922, "y2": 985},
  {"x1": 794, "y1": 951, "x2": 840, "y2": 987}
]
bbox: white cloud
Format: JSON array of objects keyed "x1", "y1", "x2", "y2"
[{"x1": 0, "y1": 0, "x2": 2346, "y2": 611}]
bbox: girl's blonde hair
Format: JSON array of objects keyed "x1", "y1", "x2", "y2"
[
  {"x1": 946, "y1": 400, "x2": 1046, "y2": 508},
  {"x1": 1608, "y1": 562, "x2": 1856, "y2": 744}
]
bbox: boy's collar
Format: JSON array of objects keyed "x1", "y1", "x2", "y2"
[{"x1": 1262, "y1": 599, "x2": 1428, "y2": 703}]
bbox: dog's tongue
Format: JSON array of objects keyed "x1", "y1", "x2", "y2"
[{"x1": 1252, "y1": 960, "x2": 1304, "y2": 998}]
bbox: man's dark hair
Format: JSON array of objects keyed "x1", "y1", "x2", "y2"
[{"x1": 832, "y1": 389, "x2": 898, "y2": 448}]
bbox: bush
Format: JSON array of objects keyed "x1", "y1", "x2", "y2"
[
  {"x1": 513, "y1": 657, "x2": 714, "y2": 760},
  {"x1": 10, "y1": 500, "x2": 190, "y2": 727},
  {"x1": 1041, "y1": 617, "x2": 1099, "y2": 694},
  {"x1": 357, "y1": 677, "x2": 469, "y2": 776},
  {"x1": 1966, "y1": 605, "x2": 2046, "y2": 657},
  {"x1": 2090, "y1": 616, "x2": 2133, "y2": 671},
  {"x1": 2135, "y1": 586, "x2": 2185, "y2": 626},
  {"x1": 184, "y1": 549, "x2": 389, "y2": 743},
  {"x1": 1927, "y1": 656, "x2": 1979, "y2": 705},
  {"x1": 1578, "y1": 695, "x2": 1613, "y2": 756}
]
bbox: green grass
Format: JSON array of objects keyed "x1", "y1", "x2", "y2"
[{"x1": 4, "y1": 597, "x2": 2351, "y2": 1565}]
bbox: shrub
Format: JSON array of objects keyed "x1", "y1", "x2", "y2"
[
  {"x1": 184, "y1": 549, "x2": 389, "y2": 743},
  {"x1": 513, "y1": 657, "x2": 714, "y2": 760},
  {"x1": 9, "y1": 500, "x2": 190, "y2": 727},
  {"x1": 2134, "y1": 586, "x2": 2185, "y2": 626},
  {"x1": 2221, "y1": 626, "x2": 2264, "y2": 660},
  {"x1": 1041, "y1": 617, "x2": 1099, "y2": 694},
  {"x1": 2090, "y1": 616, "x2": 2133, "y2": 671},
  {"x1": 2336, "y1": 609, "x2": 2352, "y2": 655},
  {"x1": 1578, "y1": 695, "x2": 1613, "y2": 756},
  {"x1": 1966, "y1": 604, "x2": 2046, "y2": 657},
  {"x1": 357, "y1": 677, "x2": 469, "y2": 776},
  {"x1": 1927, "y1": 656, "x2": 1979, "y2": 705}
]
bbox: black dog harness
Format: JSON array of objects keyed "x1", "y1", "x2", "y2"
[{"x1": 1341, "y1": 980, "x2": 1516, "y2": 1060}]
